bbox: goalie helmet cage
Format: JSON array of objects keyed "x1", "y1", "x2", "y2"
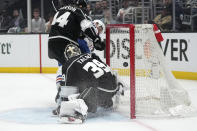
[{"x1": 106, "y1": 24, "x2": 192, "y2": 119}]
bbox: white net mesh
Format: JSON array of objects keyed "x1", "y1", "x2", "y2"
[{"x1": 107, "y1": 24, "x2": 196, "y2": 118}]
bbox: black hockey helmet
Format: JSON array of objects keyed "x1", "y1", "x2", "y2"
[
  {"x1": 58, "y1": 0, "x2": 88, "y2": 7},
  {"x1": 58, "y1": 0, "x2": 74, "y2": 6},
  {"x1": 75, "y1": 0, "x2": 88, "y2": 7}
]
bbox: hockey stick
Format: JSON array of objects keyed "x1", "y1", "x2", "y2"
[{"x1": 52, "y1": 0, "x2": 58, "y2": 12}]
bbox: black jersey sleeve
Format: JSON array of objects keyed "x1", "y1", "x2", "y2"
[{"x1": 74, "y1": 8, "x2": 99, "y2": 43}]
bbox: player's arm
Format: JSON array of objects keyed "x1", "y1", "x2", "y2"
[
  {"x1": 75, "y1": 9, "x2": 105, "y2": 51},
  {"x1": 80, "y1": 19, "x2": 105, "y2": 51}
]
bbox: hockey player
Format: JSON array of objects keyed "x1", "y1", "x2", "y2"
[
  {"x1": 56, "y1": 19, "x2": 106, "y2": 93},
  {"x1": 48, "y1": 0, "x2": 105, "y2": 95},
  {"x1": 53, "y1": 44, "x2": 124, "y2": 124},
  {"x1": 56, "y1": 19, "x2": 105, "y2": 93},
  {"x1": 48, "y1": 0, "x2": 104, "y2": 65}
]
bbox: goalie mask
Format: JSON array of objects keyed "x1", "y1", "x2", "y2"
[{"x1": 64, "y1": 44, "x2": 81, "y2": 60}]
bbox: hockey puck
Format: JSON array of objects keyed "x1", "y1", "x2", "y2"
[{"x1": 123, "y1": 62, "x2": 128, "y2": 67}]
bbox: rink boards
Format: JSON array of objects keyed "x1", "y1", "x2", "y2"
[{"x1": 0, "y1": 33, "x2": 196, "y2": 80}]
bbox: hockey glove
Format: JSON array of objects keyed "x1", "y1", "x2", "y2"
[
  {"x1": 91, "y1": 53, "x2": 103, "y2": 62},
  {"x1": 93, "y1": 36, "x2": 105, "y2": 51}
]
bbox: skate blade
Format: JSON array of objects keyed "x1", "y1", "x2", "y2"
[{"x1": 59, "y1": 116, "x2": 84, "y2": 124}]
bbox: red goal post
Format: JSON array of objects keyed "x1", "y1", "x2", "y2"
[{"x1": 106, "y1": 24, "x2": 136, "y2": 119}]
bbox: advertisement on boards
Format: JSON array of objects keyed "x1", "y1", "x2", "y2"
[{"x1": 161, "y1": 33, "x2": 197, "y2": 72}]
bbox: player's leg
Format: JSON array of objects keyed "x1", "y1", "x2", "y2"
[
  {"x1": 56, "y1": 64, "x2": 65, "y2": 91},
  {"x1": 78, "y1": 39, "x2": 91, "y2": 53},
  {"x1": 97, "y1": 73, "x2": 126, "y2": 109},
  {"x1": 48, "y1": 39, "x2": 68, "y2": 65},
  {"x1": 78, "y1": 86, "x2": 99, "y2": 113},
  {"x1": 52, "y1": 63, "x2": 65, "y2": 115}
]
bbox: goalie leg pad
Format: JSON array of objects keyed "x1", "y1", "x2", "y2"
[
  {"x1": 59, "y1": 99, "x2": 88, "y2": 124},
  {"x1": 59, "y1": 99, "x2": 88, "y2": 117},
  {"x1": 60, "y1": 86, "x2": 78, "y2": 98},
  {"x1": 55, "y1": 85, "x2": 78, "y2": 104}
]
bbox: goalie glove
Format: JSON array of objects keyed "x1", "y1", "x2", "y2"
[{"x1": 93, "y1": 36, "x2": 105, "y2": 51}]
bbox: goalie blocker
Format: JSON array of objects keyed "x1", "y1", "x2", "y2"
[{"x1": 54, "y1": 52, "x2": 124, "y2": 124}]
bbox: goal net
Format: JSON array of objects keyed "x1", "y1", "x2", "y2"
[{"x1": 106, "y1": 24, "x2": 195, "y2": 118}]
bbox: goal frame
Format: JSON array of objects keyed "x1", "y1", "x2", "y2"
[{"x1": 106, "y1": 24, "x2": 136, "y2": 119}]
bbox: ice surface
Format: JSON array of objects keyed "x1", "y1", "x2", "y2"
[{"x1": 0, "y1": 73, "x2": 197, "y2": 131}]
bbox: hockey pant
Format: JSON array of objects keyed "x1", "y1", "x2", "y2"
[{"x1": 48, "y1": 39, "x2": 78, "y2": 65}]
